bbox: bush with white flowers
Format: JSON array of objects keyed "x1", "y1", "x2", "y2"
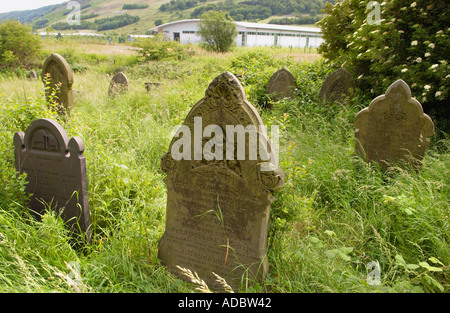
[{"x1": 317, "y1": 0, "x2": 449, "y2": 120}]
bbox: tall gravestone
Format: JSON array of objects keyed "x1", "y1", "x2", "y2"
[
  {"x1": 354, "y1": 79, "x2": 435, "y2": 169},
  {"x1": 158, "y1": 72, "x2": 285, "y2": 290},
  {"x1": 266, "y1": 67, "x2": 297, "y2": 104},
  {"x1": 108, "y1": 72, "x2": 129, "y2": 96},
  {"x1": 42, "y1": 53, "x2": 74, "y2": 113},
  {"x1": 14, "y1": 119, "x2": 91, "y2": 243},
  {"x1": 319, "y1": 67, "x2": 355, "y2": 104}
]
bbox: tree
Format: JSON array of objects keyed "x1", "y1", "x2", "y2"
[
  {"x1": 0, "y1": 20, "x2": 42, "y2": 70},
  {"x1": 197, "y1": 10, "x2": 237, "y2": 53}
]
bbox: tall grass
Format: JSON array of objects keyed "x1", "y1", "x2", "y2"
[{"x1": 0, "y1": 45, "x2": 448, "y2": 293}]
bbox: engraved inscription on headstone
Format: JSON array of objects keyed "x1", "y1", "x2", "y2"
[
  {"x1": 354, "y1": 79, "x2": 435, "y2": 169},
  {"x1": 14, "y1": 119, "x2": 91, "y2": 243},
  {"x1": 266, "y1": 67, "x2": 297, "y2": 103},
  {"x1": 319, "y1": 67, "x2": 355, "y2": 104},
  {"x1": 42, "y1": 53, "x2": 74, "y2": 113},
  {"x1": 158, "y1": 72, "x2": 285, "y2": 290},
  {"x1": 109, "y1": 72, "x2": 129, "y2": 96}
]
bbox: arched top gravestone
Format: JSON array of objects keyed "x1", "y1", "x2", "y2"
[
  {"x1": 42, "y1": 53, "x2": 74, "y2": 113},
  {"x1": 14, "y1": 119, "x2": 91, "y2": 243},
  {"x1": 159, "y1": 72, "x2": 285, "y2": 290},
  {"x1": 319, "y1": 67, "x2": 355, "y2": 104},
  {"x1": 354, "y1": 79, "x2": 435, "y2": 169},
  {"x1": 108, "y1": 72, "x2": 129, "y2": 96},
  {"x1": 266, "y1": 67, "x2": 297, "y2": 103}
]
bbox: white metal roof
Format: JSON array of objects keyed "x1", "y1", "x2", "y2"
[
  {"x1": 236, "y1": 21, "x2": 321, "y2": 33},
  {"x1": 151, "y1": 19, "x2": 321, "y2": 34}
]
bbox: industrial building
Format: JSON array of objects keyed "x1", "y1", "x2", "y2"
[{"x1": 151, "y1": 19, "x2": 323, "y2": 48}]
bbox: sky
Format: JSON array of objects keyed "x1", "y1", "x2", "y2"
[{"x1": 0, "y1": 0, "x2": 69, "y2": 14}]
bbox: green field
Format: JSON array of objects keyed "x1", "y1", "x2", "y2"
[{"x1": 0, "y1": 38, "x2": 448, "y2": 293}]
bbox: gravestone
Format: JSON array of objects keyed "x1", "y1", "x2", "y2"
[
  {"x1": 158, "y1": 72, "x2": 285, "y2": 290},
  {"x1": 266, "y1": 67, "x2": 297, "y2": 103},
  {"x1": 42, "y1": 53, "x2": 74, "y2": 113},
  {"x1": 319, "y1": 67, "x2": 355, "y2": 104},
  {"x1": 14, "y1": 118, "x2": 91, "y2": 243},
  {"x1": 145, "y1": 82, "x2": 161, "y2": 91},
  {"x1": 28, "y1": 70, "x2": 37, "y2": 79},
  {"x1": 354, "y1": 79, "x2": 435, "y2": 169},
  {"x1": 108, "y1": 72, "x2": 129, "y2": 96}
]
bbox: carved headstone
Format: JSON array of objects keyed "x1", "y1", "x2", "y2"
[
  {"x1": 14, "y1": 119, "x2": 91, "y2": 243},
  {"x1": 109, "y1": 72, "x2": 129, "y2": 96},
  {"x1": 354, "y1": 79, "x2": 435, "y2": 169},
  {"x1": 42, "y1": 53, "x2": 74, "y2": 113},
  {"x1": 319, "y1": 67, "x2": 355, "y2": 104},
  {"x1": 158, "y1": 72, "x2": 285, "y2": 290},
  {"x1": 266, "y1": 67, "x2": 297, "y2": 103}
]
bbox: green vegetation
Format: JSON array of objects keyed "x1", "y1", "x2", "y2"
[
  {"x1": 189, "y1": 0, "x2": 332, "y2": 21},
  {"x1": 317, "y1": 0, "x2": 450, "y2": 132},
  {"x1": 133, "y1": 34, "x2": 194, "y2": 61},
  {"x1": 0, "y1": 36, "x2": 448, "y2": 292},
  {"x1": 0, "y1": 20, "x2": 42, "y2": 71},
  {"x1": 122, "y1": 4, "x2": 149, "y2": 10},
  {"x1": 0, "y1": 3, "x2": 59, "y2": 24},
  {"x1": 53, "y1": 14, "x2": 140, "y2": 32},
  {"x1": 159, "y1": 0, "x2": 201, "y2": 12},
  {"x1": 197, "y1": 11, "x2": 238, "y2": 53},
  {"x1": 268, "y1": 15, "x2": 321, "y2": 25}
]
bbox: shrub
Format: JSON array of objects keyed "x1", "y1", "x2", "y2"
[
  {"x1": 230, "y1": 49, "x2": 283, "y2": 105},
  {"x1": 0, "y1": 20, "x2": 42, "y2": 70},
  {"x1": 317, "y1": 0, "x2": 449, "y2": 129},
  {"x1": 122, "y1": 4, "x2": 149, "y2": 10},
  {"x1": 134, "y1": 34, "x2": 193, "y2": 61}
]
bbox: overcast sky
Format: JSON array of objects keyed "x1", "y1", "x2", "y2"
[{"x1": 0, "y1": 0, "x2": 69, "y2": 14}]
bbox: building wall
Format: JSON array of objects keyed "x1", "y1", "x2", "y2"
[{"x1": 154, "y1": 20, "x2": 323, "y2": 48}]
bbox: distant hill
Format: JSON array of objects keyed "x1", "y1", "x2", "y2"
[
  {"x1": 0, "y1": 3, "x2": 62, "y2": 24},
  {"x1": 0, "y1": 0, "x2": 330, "y2": 35}
]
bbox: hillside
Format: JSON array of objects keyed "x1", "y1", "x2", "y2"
[{"x1": 0, "y1": 0, "x2": 329, "y2": 35}]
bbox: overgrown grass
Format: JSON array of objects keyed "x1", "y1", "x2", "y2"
[{"x1": 0, "y1": 45, "x2": 448, "y2": 293}]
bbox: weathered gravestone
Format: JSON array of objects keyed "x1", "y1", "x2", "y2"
[
  {"x1": 42, "y1": 53, "x2": 74, "y2": 113},
  {"x1": 266, "y1": 67, "x2": 297, "y2": 104},
  {"x1": 14, "y1": 119, "x2": 91, "y2": 243},
  {"x1": 158, "y1": 72, "x2": 285, "y2": 290},
  {"x1": 109, "y1": 72, "x2": 129, "y2": 96},
  {"x1": 28, "y1": 70, "x2": 37, "y2": 79},
  {"x1": 145, "y1": 82, "x2": 161, "y2": 91},
  {"x1": 319, "y1": 67, "x2": 355, "y2": 104},
  {"x1": 354, "y1": 79, "x2": 435, "y2": 169}
]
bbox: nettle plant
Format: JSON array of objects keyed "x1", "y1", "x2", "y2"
[{"x1": 317, "y1": 0, "x2": 449, "y2": 116}]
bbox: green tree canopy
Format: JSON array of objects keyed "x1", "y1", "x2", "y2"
[
  {"x1": 197, "y1": 10, "x2": 238, "y2": 53},
  {"x1": 0, "y1": 20, "x2": 42, "y2": 70}
]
